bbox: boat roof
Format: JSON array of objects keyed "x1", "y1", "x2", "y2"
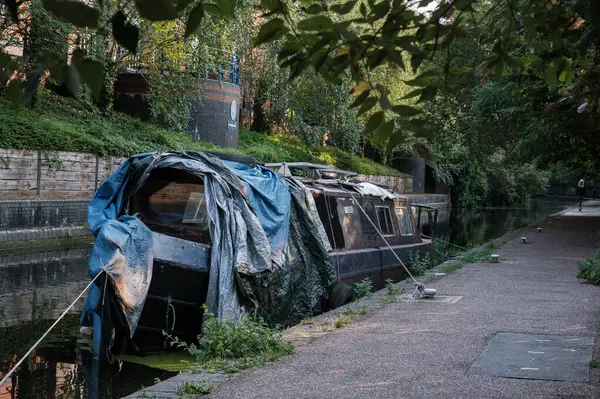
[{"x1": 263, "y1": 162, "x2": 358, "y2": 177}]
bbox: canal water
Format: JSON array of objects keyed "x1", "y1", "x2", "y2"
[{"x1": 0, "y1": 197, "x2": 575, "y2": 398}]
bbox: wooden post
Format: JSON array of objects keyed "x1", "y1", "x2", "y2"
[
  {"x1": 36, "y1": 150, "x2": 41, "y2": 196},
  {"x1": 94, "y1": 155, "x2": 99, "y2": 191}
]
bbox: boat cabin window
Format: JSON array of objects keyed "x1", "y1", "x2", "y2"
[
  {"x1": 130, "y1": 169, "x2": 210, "y2": 244},
  {"x1": 375, "y1": 206, "x2": 395, "y2": 236},
  {"x1": 397, "y1": 207, "x2": 413, "y2": 236}
]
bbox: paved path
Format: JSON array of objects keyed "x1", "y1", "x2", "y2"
[{"x1": 207, "y1": 202, "x2": 600, "y2": 398}]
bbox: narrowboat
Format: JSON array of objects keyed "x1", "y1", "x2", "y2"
[{"x1": 82, "y1": 152, "x2": 435, "y2": 354}]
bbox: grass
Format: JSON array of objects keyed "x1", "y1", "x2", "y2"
[
  {"x1": 175, "y1": 381, "x2": 213, "y2": 397},
  {"x1": 0, "y1": 93, "x2": 403, "y2": 176},
  {"x1": 322, "y1": 307, "x2": 370, "y2": 332}
]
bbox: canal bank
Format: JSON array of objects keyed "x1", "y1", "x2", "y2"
[{"x1": 131, "y1": 201, "x2": 600, "y2": 398}]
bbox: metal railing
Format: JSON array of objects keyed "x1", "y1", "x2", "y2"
[{"x1": 121, "y1": 46, "x2": 241, "y2": 86}]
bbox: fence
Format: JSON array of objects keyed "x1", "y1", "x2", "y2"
[{"x1": 0, "y1": 149, "x2": 125, "y2": 199}]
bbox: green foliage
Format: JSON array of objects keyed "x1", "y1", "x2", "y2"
[
  {"x1": 577, "y1": 250, "x2": 600, "y2": 286},
  {"x1": 175, "y1": 381, "x2": 213, "y2": 397},
  {"x1": 588, "y1": 360, "x2": 600, "y2": 368},
  {"x1": 408, "y1": 251, "x2": 433, "y2": 277},
  {"x1": 167, "y1": 307, "x2": 292, "y2": 374},
  {"x1": 384, "y1": 279, "x2": 405, "y2": 301},
  {"x1": 0, "y1": 91, "x2": 401, "y2": 176},
  {"x1": 353, "y1": 278, "x2": 373, "y2": 300}
]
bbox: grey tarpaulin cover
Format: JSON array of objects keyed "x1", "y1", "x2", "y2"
[{"x1": 82, "y1": 151, "x2": 335, "y2": 341}]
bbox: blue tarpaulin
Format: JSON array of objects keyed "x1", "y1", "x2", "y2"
[{"x1": 223, "y1": 161, "x2": 290, "y2": 267}]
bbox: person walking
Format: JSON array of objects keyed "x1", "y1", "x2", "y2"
[{"x1": 577, "y1": 179, "x2": 585, "y2": 211}]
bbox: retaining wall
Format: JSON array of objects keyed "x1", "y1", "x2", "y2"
[
  {"x1": 0, "y1": 199, "x2": 88, "y2": 230},
  {"x1": 357, "y1": 174, "x2": 413, "y2": 194},
  {"x1": 0, "y1": 149, "x2": 125, "y2": 199}
]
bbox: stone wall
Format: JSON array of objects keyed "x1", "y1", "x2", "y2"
[
  {"x1": 0, "y1": 149, "x2": 125, "y2": 199},
  {"x1": 357, "y1": 174, "x2": 413, "y2": 194}
]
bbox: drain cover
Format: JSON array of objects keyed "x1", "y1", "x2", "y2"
[{"x1": 469, "y1": 333, "x2": 594, "y2": 382}]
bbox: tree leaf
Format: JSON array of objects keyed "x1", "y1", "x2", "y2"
[
  {"x1": 112, "y1": 11, "x2": 140, "y2": 54},
  {"x1": 350, "y1": 90, "x2": 370, "y2": 108},
  {"x1": 176, "y1": 0, "x2": 195, "y2": 12},
  {"x1": 374, "y1": 119, "x2": 395, "y2": 144},
  {"x1": 216, "y1": 0, "x2": 235, "y2": 17},
  {"x1": 330, "y1": 0, "x2": 356, "y2": 15},
  {"x1": 185, "y1": 4, "x2": 204, "y2": 37},
  {"x1": 351, "y1": 80, "x2": 371, "y2": 97},
  {"x1": 391, "y1": 105, "x2": 419, "y2": 117},
  {"x1": 401, "y1": 89, "x2": 422, "y2": 100},
  {"x1": 298, "y1": 16, "x2": 332, "y2": 31},
  {"x1": 203, "y1": 3, "x2": 223, "y2": 16},
  {"x1": 7, "y1": 79, "x2": 22, "y2": 109},
  {"x1": 357, "y1": 96, "x2": 378, "y2": 116},
  {"x1": 411, "y1": 51, "x2": 425, "y2": 72},
  {"x1": 77, "y1": 58, "x2": 105, "y2": 100},
  {"x1": 254, "y1": 18, "x2": 287, "y2": 47},
  {"x1": 42, "y1": 0, "x2": 100, "y2": 28},
  {"x1": 135, "y1": 0, "x2": 178, "y2": 21},
  {"x1": 304, "y1": 4, "x2": 324, "y2": 14},
  {"x1": 385, "y1": 130, "x2": 407, "y2": 156},
  {"x1": 4, "y1": 0, "x2": 19, "y2": 22},
  {"x1": 544, "y1": 65, "x2": 557, "y2": 86},
  {"x1": 364, "y1": 111, "x2": 385, "y2": 135},
  {"x1": 399, "y1": 119, "x2": 427, "y2": 135},
  {"x1": 0, "y1": 52, "x2": 15, "y2": 71},
  {"x1": 418, "y1": 85, "x2": 437, "y2": 103}
]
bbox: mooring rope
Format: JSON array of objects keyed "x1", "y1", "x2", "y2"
[
  {"x1": 343, "y1": 189, "x2": 421, "y2": 287},
  {"x1": 0, "y1": 269, "x2": 105, "y2": 388}
]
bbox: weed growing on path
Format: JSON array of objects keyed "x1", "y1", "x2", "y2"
[
  {"x1": 383, "y1": 279, "x2": 405, "y2": 303},
  {"x1": 175, "y1": 381, "x2": 213, "y2": 397},
  {"x1": 577, "y1": 249, "x2": 600, "y2": 285},
  {"x1": 354, "y1": 278, "x2": 373, "y2": 300},
  {"x1": 588, "y1": 360, "x2": 600, "y2": 368},
  {"x1": 166, "y1": 307, "x2": 292, "y2": 374}
]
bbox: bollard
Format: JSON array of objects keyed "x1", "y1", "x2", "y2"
[
  {"x1": 521, "y1": 236, "x2": 527, "y2": 243},
  {"x1": 537, "y1": 227, "x2": 542, "y2": 232},
  {"x1": 549, "y1": 221, "x2": 553, "y2": 226},
  {"x1": 491, "y1": 254, "x2": 500, "y2": 263}
]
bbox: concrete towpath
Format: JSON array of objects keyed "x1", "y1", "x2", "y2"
[{"x1": 206, "y1": 201, "x2": 600, "y2": 398}]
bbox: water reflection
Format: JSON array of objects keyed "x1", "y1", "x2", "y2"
[
  {"x1": 0, "y1": 250, "x2": 174, "y2": 399},
  {"x1": 436, "y1": 197, "x2": 573, "y2": 247}
]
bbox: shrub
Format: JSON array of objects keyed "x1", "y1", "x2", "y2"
[
  {"x1": 167, "y1": 307, "x2": 292, "y2": 373},
  {"x1": 577, "y1": 251, "x2": 600, "y2": 285}
]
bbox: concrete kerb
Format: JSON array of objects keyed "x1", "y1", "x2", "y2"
[{"x1": 126, "y1": 208, "x2": 571, "y2": 398}]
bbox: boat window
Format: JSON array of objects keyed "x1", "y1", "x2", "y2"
[
  {"x1": 375, "y1": 206, "x2": 395, "y2": 236},
  {"x1": 132, "y1": 177, "x2": 207, "y2": 228},
  {"x1": 397, "y1": 207, "x2": 413, "y2": 236}
]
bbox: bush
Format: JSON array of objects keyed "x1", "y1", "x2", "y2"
[
  {"x1": 577, "y1": 250, "x2": 600, "y2": 285},
  {"x1": 167, "y1": 308, "x2": 292, "y2": 373}
]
